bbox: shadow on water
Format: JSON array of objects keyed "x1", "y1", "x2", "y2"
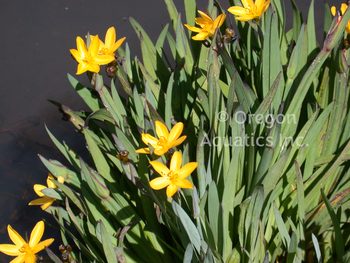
[{"x1": 0, "y1": 0, "x2": 345, "y2": 261}]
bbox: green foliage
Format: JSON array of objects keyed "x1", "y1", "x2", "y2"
[{"x1": 41, "y1": 0, "x2": 350, "y2": 262}]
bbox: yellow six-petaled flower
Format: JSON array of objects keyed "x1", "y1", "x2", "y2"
[
  {"x1": 228, "y1": 0, "x2": 270, "y2": 22},
  {"x1": 136, "y1": 121, "x2": 187, "y2": 156},
  {"x1": 331, "y1": 4, "x2": 350, "y2": 33},
  {"x1": 184, "y1": 11, "x2": 226, "y2": 41},
  {"x1": 91, "y1": 27, "x2": 126, "y2": 57},
  {"x1": 0, "y1": 221, "x2": 54, "y2": 263},
  {"x1": 149, "y1": 151, "x2": 198, "y2": 197},
  {"x1": 29, "y1": 173, "x2": 64, "y2": 210}
]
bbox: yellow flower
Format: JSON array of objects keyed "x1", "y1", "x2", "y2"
[
  {"x1": 228, "y1": 0, "x2": 270, "y2": 22},
  {"x1": 149, "y1": 151, "x2": 198, "y2": 197},
  {"x1": 184, "y1": 11, "x2": 226, "y2": 41},
  {"x1": 70, "y1": 35, "x2": 115, "y2": 75},
  {"x1": 136, "y1": 121, "x2": 187, "y2": 156},
  {"x1": 0, "y1": 221, "x2": 54, "y2": 263},
  {"x1": 91, "y1": 27, "x2": 126, "y2": 56},
  {"x1": 331, "y1": 4, "x2": 350, "y2": 33},
  {"x1": 29, "y1": 174, "x2": 64, "y2": 210}
]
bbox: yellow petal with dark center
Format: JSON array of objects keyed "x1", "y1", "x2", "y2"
[
  {"x1": 192, "y1": 32, "x2": 209, "y2": 41},
  {"x1": 167, "y1": 122, "x2": 184, "y2": 143},
  {"x1": 135, "y1": 148, "x2": 151, "y2": 154},
  {"x1": 170, "y1": 151, "x2": 182, "y2": 171},
  {"x1": 33, "y1": 184, "x2": 46, "y2": 197},
  {"x1": 228, "y1": 6, "x2": 247, "y2": 16},
  {"x1": 142, "y1": 133, "x2": 158, "y2": 145},
  {"x1": 28, "y1": 221, "x2": 44, "y2": 248},
  {"x1": 166, "y1": 183, "x2": 178, "y2": 197},
  {"x1": 0, "y1": 244, "x2": 22, "y2": 256},
  {"x1": 112, "y1": 37, "x2": 126, "y2": 53},
  {"x1": 10, "y1": 254, "x2": 26, "y2": 263},
  {"x1": 174, "y1": 178, "x2": 193, "y2": 189},
  {"x1": 331, "y1": 6, "x2": 336, "y2": 16},
  {"x1": 149, "y1": 161, "x2": 170, "y2": 177},
  {"x1": 213, "y1": 14, "x2": 226, "y2": 29},
  {"x1": 32, "y1": 238, "x2": 54, "y2": 254},
  {"x1": 76, "y1": 37, "x2": 88, "y2": 58},
  {"x1": 198, "y1": 10, "x2": 213, "y2": 23},
  {"x1": 105, "y1": 27, "x2": 116, "y2": 50},
  {"x1": 7, "y1": 225, "x2": 26, "y2": 248},
  {"x1": 155, "y1": 121, "x2": 169, "y2": 138},
  {"x1": 88, "y1": 35, "x2": 100, "y2": 56},
  {"x1": 177, "y1": 162, "x2": 198, "y2": 179},
  {"x1": 149, "y1": 177, "x2": 170, "y2": 190},
  {"x1": 184, "y1": 24, "x2": 202, "y2": 33}
]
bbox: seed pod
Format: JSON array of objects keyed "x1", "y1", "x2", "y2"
[{"x1": 225, "y1": 28, "x2": 234, "y2": 37}]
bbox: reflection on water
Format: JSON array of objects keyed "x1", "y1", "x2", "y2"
[{"x1": 0, "y1": 0, "x2": 345, "y2": 261}]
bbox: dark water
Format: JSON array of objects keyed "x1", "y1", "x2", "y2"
[{"x1": 0, "y1": 0, "x2": 344, "y2": 261}]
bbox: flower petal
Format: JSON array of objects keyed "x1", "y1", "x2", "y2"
[
  {"x1": 213, "y1": 14, "x2": 226, "y2": 29},
  {"x1": 0, "y1": 244, "x2": 22, "y2": 256},
  {"x1": 149, "y1": 161, "x2": 170, "y2": 177},
  {"x1": 170, "y1": 136, "x2": 187, "y2": 149},
  {"x1": 184, "y1": 24, "x2": 202, "y2": 33},
  {"x1": 331, "y1": 6, "x2": 336, "y2": 16},
  {"x1": 104, "y1": 27, "x2": 116, "y2": 50},
  {"x1": 92, "y1": 55, "x2": 115, "y2": 65},
  {"x1": 24, "y1": 253, "x2": 36, "y2": 263},
  {"x1": 166, "y1": 183, "x2": 178, "y2": 197},
  {"x1": 142, "y1": 133, "x2": 159, "y2": 145},
  {"x1": 170, "y1": 151, "x2": 182, "y2": 172},
  {"x1": 9, "y1": 254, "x2": 26, "y2": 263},
  {"x1": 70, "y1": 49, "x2": 83, "y2": 63},
  {"x1": 76, "y1": 37, "x2": 88, "y2": 58},
  {"x1": 32, "y1": 238, "x2": 54, "y2": 254},
  {"x1": 153, "y1": 148, "x2": 168, "y2": 156},
  {"x1": 28, "y1": 197, "x2": 54, "y2": 207},
  {"x1": 167, "y1": 122, "x2": 184, "y2": 144},
  {"x1": 33, "y1": 184, "x2": 46, "y2": 197},
  {"x1": 228, "y1": 6, "x2": 247, "y2": 16},
  {"x1": 241, "y1": 0, "x2": 255, "y2": 9},
  {"x1": 341, "y1": 3, "x2": 348, "y2": 15},
  {"x1": 76, "y1": 63, "x2": 89, "y2": 75},
  {"x1": 7, "y1": 225, "x2": 26, "y2": 248},
  {"x1": 149, "y1": 177, "x2": 170, "y2": 190},
  {"x1": 135, "y1": 148, "x2": 151, "y2": 154},
  {"x1": 89, "y1": 35, "x2": 100, "y2": 56},
  {"x1": 28, "y1": 221, "x2": 44, "y2": 248},
  {"x1": 177, "y1": 162, "x2": 198, "y2": 179},
  {"x1": 155, "y1": 121, "x2": 169, "y2": 138},
  {"x1": 41, "y1": 200, "x2": 55, "y2": 210},
  {"x1": 47, "y1": 174, "x2": 56, "y2": 188},
  {"x1": 198, "y1": 10, "x2": 213, "y2": 23},
  {"x1": 174, "y1": 178, "x2": 193, "y2": 189},
  {"x1": 86, "y1": 63, "x2": 100, "y2": 73},
  {"x1": 192, "y1": 32, "x2": 209, "y2": 41},
  {"x1": 112, "y1": 37, "x2": 126, "y2": 53}
]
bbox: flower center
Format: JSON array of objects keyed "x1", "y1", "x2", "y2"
[
  {"x1": 83, "y1": 53, "x2": 93, "y2": 64},
  {"x1": 19, "y1": 244, "x2": 32, "y2": 254},
  {"x1": 166, "y1": 171, "x2": 178, "y2": 181},
  {"x1": 100, "y1": 47, "x2": 110, "y2": 55},
  {"x1": 157, "y1": 136, "x2": 168, "y2": 148}
]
